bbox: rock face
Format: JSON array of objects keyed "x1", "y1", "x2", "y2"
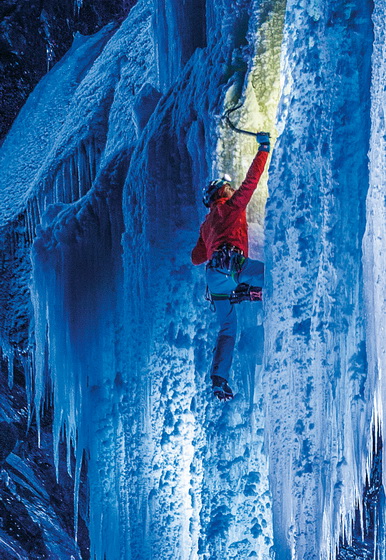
[
  {"x1": 0, "y1": 0, "x2": 136, "y2": 143},
  {"x1": 0, "y1": 0, "x2": 386, "y2": 559},
  {"x1": 0, "y1": 360, "x2": 90, "y2": 559}
]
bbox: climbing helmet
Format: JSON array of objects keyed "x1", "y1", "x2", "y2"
[{"x1": 203, "y1": 174, "x2": 234, "y2": 207}]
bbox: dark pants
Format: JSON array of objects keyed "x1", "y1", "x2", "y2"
[{"x1": 206, "y1": 258, "x2": 264, "y2": 380}]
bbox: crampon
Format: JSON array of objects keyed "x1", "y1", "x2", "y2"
[{"x1": 211, "y1": 375, "x2": 234, "y2": 401}]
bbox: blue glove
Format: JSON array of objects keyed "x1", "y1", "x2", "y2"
[{"x1": 256, "y1": 132, "x2": 270, "y2": 152}]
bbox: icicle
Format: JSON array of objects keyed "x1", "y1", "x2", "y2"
[
  {"x1": 359, "y1": 493, "x2": 365, "y2": 543},
  {"x1": 77, "y1": 149, "x2": 83, "y2": 199},
  {"x1": 25, "y1": 202, "x2": 31, "y2": 244},
  {"x1": 21, "y1": 351, "x2": 34, "y2": 425},
  {"x1": 74, "y1": 0, "x2": 83, "y2": 17},
  {"x1": 62, "y1": 160, "x2": 69, "y2": 203},
  {"x1": 56, "y1": 164, "x2": 64, "y2": 204},
  {"x1": 77, "y1": 146, "x2": 84, "y2": 198},
  {"x1": 37, "y1": 190, "x2": 45, "y2": 223},
  {"x1": 66, "y1": 422, "x2": 73, "y2": 478},
  {"x1": 74, "y1": 443, "x2": 84, "y2": 543},
  {"x1": 88, "y1": 138, "x2": 94, "y2": 181},
  {"x1": 27, "y1": 200, "x2": 32, "y2": 241},
  {"x1": 0, "y1": 340, "x2": 14, "y2": 389},
  {"x1": 53, "y1": 408, "x2": 63, "y2": 481},
  {"x1": 72, "y1": 150, "x2": 78, "y2": 201},
  {"x1": 46, "y1": 183, "x2": 53, "y2": 208},
  {"x1": 30, "y1": 260, "x2": 50, "y2": 447},
  {"x1": 33, "y1": 196, "x2": 41, "y2": 235}
]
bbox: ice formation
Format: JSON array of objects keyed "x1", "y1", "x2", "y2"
[{"x1": 0, "y1": 0, "x2": 385, "y2": 559}]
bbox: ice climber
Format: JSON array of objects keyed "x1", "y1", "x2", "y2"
[{"x1": 191, "y1": 133, "x2": 270, "y2": 401}]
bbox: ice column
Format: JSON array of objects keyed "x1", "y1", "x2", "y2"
[
  {"x1": 265, "y1": 1, "x2": 374, "y2": 559},
  {"x1": 363, "y1": 2, "x2": 386, "y2": 557}
]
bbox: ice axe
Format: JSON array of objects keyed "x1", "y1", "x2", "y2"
[{"x1": 224, "y1": 104, "x2": 270, "y2": 139}]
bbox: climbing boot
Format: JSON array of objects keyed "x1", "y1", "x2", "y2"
[{"x1": 211, "y1": 375, "x2": 234, "y2": 401}]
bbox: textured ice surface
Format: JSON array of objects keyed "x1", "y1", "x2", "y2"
[
  {"x1": 0, "y1": 0, "x2": 385, "y2": 559},
  {"x1": 0, "y1": 26, "x2": 115, "y2": 226},
  {"x1": 16, "y1": 0, "x2": 280, "y2": 556},
  {"x1": 363, "y1": 1, "x2": 386, "y2": 554},
  {"x1": 265, "y1": 1, "x2": 377, "y2": 559}
]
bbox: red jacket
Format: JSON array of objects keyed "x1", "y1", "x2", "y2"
[{"x1": 191, "y1": 150, "x2": 268, "y2": 264}]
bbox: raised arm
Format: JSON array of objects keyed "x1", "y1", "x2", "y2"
[{"x1": 228, "y1": 149, "x2": 269, "y2": 209}]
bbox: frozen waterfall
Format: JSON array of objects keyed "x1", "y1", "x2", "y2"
[{"x1": 0, "y1": 0, "x2": 385, "y2": 559}]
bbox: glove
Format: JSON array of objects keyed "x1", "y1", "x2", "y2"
[{"x1": 256, "y1": 131, "x2": 270, "y2": 152}]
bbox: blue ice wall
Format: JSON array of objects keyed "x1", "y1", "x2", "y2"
[
  {"x1": 265, "y1": 1, "x2": 375, "y2": 558},
  {"x1": 153, "y1": 0, "x2": 206, "y2": 91},
  {"x1": 0, "y1": 0, "x2": 385, "y2": 559}
]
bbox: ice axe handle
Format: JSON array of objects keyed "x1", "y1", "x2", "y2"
[{"x1": 224, "y1": 105, "x2": 271, "y2": 139}]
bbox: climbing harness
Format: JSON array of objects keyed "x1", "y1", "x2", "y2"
[
  {"x1": 207, "y1": 244, "x2": 245, "y2": 275},
  {"x1": 206, "y1": 282, "x2": 263, "y2": 309},
  {"x1": 205, "y1": 244, "x2": 245, "y2": 310},
  {"x1": 224, "y1": 104, "x2": 270, "y2": 139},
  {"x1": 205, "y1": 245, "x2": 262, "y2": 309}
]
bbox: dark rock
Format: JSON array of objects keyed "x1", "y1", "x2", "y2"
[
  {"x1": 0, "y1": 0, "x2": 137, "y2": 143},
  {"x1": 0, "y1": 421, "x2": 18, "y2": 464}
]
